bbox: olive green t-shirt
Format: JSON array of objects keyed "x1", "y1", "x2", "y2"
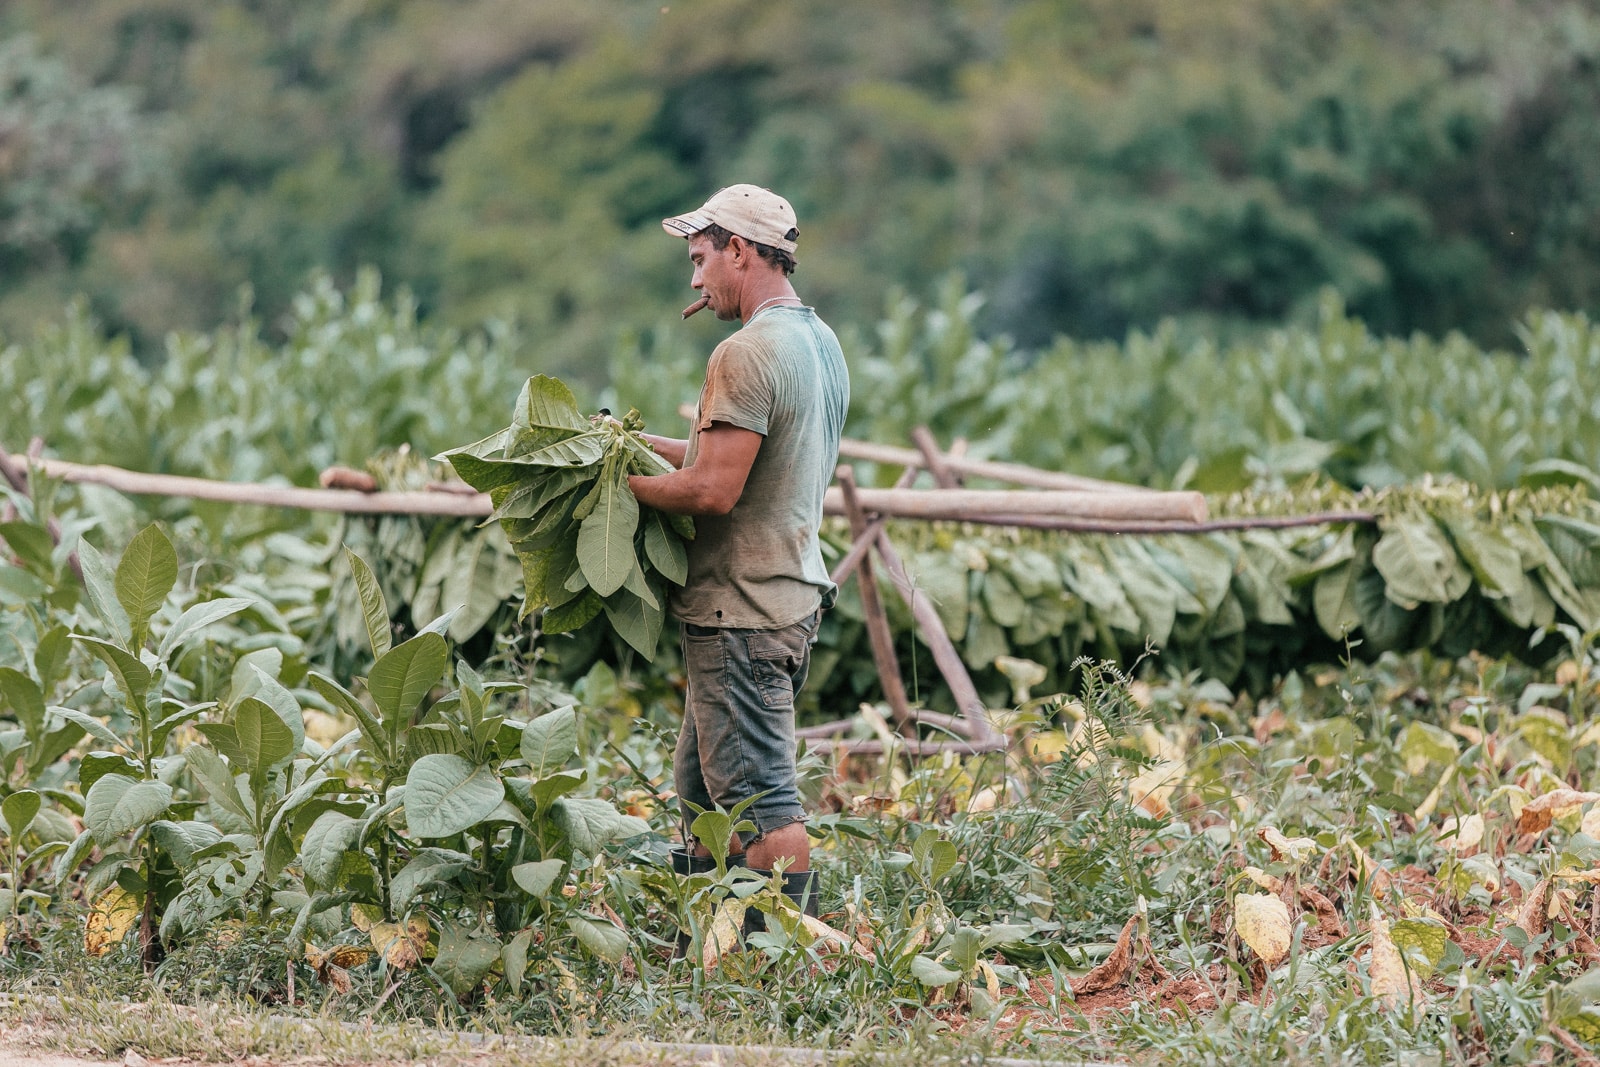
[{"x1": 670, "y1": 305, "x2": 849, "y2": 629}]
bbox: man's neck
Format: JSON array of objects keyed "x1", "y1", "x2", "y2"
[{"x1": 740, "y1": 285, "x2": 801, "y2": 324}]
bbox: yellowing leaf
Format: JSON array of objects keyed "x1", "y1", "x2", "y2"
[
  {"x1": 1241, "y1": 866, "x2": 1284, "y2": 893},
  {"x1": 1440, "y1": 813, "x2": 1485, "y2": 854},
  {"x1": 370, "y1": 914, "x2": 429, "y2": 969},
  {"x1": 1258, "y1": 825, "x2": 1318, "y2": 867},
  {"x1": 1516, "y1": 789, "x2": 1600, "y2": 836},
  {"x1": 701, "y1": 897, "x2": 746, "y2": 969},
  {"x1": 1234, "y1": 892, "x2": 1292, "y2": 967},
  {"x1": 1368, "y1": 905, "x2": 1422, "y2": 1008},
  {"x1": 1129, "y1": 763, "x2": 1177, "y2": 818},
  {"x1": 1582, "y1": 806, "x2": 1600, "y2": 841},
  {"x1": 84, "y1": 885, "x2": 141, "y2": 957}
]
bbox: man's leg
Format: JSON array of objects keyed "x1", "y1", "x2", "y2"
[
  {"x1": 745, "y1": 820, "x2": 808, "y2": 871},
  {"x1": 680, "y1": 615, "x2": 814, "y2": 859}
]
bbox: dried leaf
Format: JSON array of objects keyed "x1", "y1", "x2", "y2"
[
  {"x1": 370, "y1": 914, "x2": 429, "y2": 970},
  {"x1": 1070, "y1": 916, "x2": 1136, "y2": 996},
  {"x1": 1347, "y1": 841, "x2": 1395, "y2": 897},
  {"x1": 1368, "y1": 905, "x2": 1422, "y2": 1008},
  {"x1": 1299, "y1": 886, "x2": 1347, "y2": 938},
  {"x1": 84, "y1": 886, "x2": 141, "y2": 957},
  {"x1": 701, "y1": 898, "x2": 746, "y2": 969},
  {"x1": 1516, "y1": 878, "x2": 1553, "y2": 943},
  {"x1": 304, "y1": 941, "x2": 362, "y2": 996},
  {"x1": 1517, "y1": 789, "x2": 1600, "y2": 836},
  {"x1": 1234, "y1": 892, "x2": 1293, "y2": 967},
  {"x1": 1259, "y1": 826, "x2": 1319, "y2": 866}
]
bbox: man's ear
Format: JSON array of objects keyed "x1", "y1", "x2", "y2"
[{"x1": 726, "y1": 235, "x2": 750, "y2": 268}]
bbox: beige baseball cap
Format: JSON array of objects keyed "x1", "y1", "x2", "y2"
[{"x1": 661, "y1": 184, "x2": 799, "y2": 254}]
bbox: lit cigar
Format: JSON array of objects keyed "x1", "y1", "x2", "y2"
[{"x1": 681, "y1": 296, "x2": 710, "y2": 319}]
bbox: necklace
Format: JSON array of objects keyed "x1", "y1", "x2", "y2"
[{"x1": 748, "y1": 295, "x2": 801, "y2": 318}]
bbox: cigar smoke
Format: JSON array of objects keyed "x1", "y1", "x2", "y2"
[{"x1": 681, "y1": 296, "x2": 710, "y2": 319}]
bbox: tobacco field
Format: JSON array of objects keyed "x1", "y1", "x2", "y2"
[{"x1": 5, "y1": 280, "x2": 1600, "y2": 1065}]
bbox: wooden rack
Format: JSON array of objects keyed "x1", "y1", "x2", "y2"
[{"x1": 0, "y1": 433, "x2": 1377, "y2": 761}]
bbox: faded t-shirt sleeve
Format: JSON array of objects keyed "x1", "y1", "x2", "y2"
[{"x1": 695, "y1": 334, "x2": 774, "y2": 435}]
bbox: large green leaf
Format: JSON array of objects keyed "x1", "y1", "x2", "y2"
[
  {"x1": 604, "y1": 585, "x2": 663, "y2": 660},
  {"x1": 0, "y1": 667, "x2": 46, "y2": 736},
  {"x1": 1, "y1": 789, "x2": 40, "y2": 841},
  {"x1": 306, "y1": 672, "x2": 387, "y2": 763},
  {"x1": 83, "y1": 773, "x2": 172, "y2": 845},
  {"x1": 1313, "y1": 562, "x2": 1363, "y2": 640},
  {"x1": 439, "y1": 530, "x2": 516, "y2": 639},
  {"x1": 390, "y1": 847, "x2": 472, "y2": 911},
  {"x1": 521, "y1": 706, "x2": 577, "y2": 777},
  {"x1": 576, "y1": 475, "x2": 640, "y2": 597},
  {"x1": 149, "y1": 819, "x2": 223, "y2": 870},
  {"x1": 551, "y1": 797, "x2": 649, "y2": 858},
  {"x1": 367, "y1": 631, "x2": 448, "y2": 723},
  {"x1": 300, "y1": 811, "x2": 361, "y2": 887},
  {"x1": 235, "y1": 696, "x2": 297, "y2": 773},
  {"x1": 115, "y1": 524, "x2": 178, "y2": 643},
  {"x1": 344, "y1": 547, "x2": 391, "y2": 659},
  {"x1": 567, "y1": 915, "x2": 631, "y2": 963},
  {"x1": 0, "y1": 521, "x2": 54, "y2": 576},
  {"x1": 183, "y1": 744, "x2": 251, "y2": 822},
  {"x1": 404, "y1": 753, "x2": 505, "y2": 838},
  {"x1": 433, "y1": 922, "x2": 503, "y2": 996},
  {"x1": 643, "y1": 512, "x2": 688, "y2": 586},
  {"x1": 1373, "y1": 514, "x2": 1471, "y2": 607},
  {"x1": 541, "y1": 588, "x2": 603, "y2": 634},
  {"x1": 509, "y1": 374, "x2": 591, "y2": 443},
  {"x1": 74, "y1": 636, "x2": 152, "y2": 714},
  {"x1": 241, "y1": 668, "x2": 306, "y2": 756},
  {"x1": 72, "y1": 537, "x2": 132, "y2": 645},
  {"x1": 511, "y1": 858, "x2": 566, "y2": 900},
  {"x1": 156, "y1": 597, "x2": 253, "y2": 662}
]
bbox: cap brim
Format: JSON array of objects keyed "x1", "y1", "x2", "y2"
[{"x1": 662, "y1": 212, "x2": 711, "y2": 239}]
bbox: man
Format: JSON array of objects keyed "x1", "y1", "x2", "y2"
[{"x1": 627, "y1": 184, "x2": 849, "y2": 916}]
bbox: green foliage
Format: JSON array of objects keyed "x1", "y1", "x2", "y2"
[
  {"x1": 4, "y1": 1, "x2": 1600, "y2": 364},
  {"x1": 441, "y1": 376, "x2": 691, "y2": 660}
]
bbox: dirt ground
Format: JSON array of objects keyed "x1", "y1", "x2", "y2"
[{"x1": 0, "y1": 1045, "x2": 117, "y2": 1067}]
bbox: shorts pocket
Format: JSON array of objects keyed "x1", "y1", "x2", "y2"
[{"x1": 746, "y1": 632, "x2": 801, "y2": 710}]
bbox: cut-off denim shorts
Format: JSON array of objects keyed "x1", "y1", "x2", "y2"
[{"x1": 675, "y1": 610, "x2": 819, "y2": 842}]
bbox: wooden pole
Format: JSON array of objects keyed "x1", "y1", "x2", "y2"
[
  {"x1": 822, "y1": 486, "x2": 1208, "y2": 523},
  {"x1": 869, "y1": 527, "x2": 998, "y2": 744},
  {"x1": 838, "y1": 437, "x2": 1153, "y2": 494},
  {"x1": 836, "y1": 468, "x2": 915, "y2": 735},
  {"x1": 3, "y1": 456, "x2": 494, "y2": 517}
]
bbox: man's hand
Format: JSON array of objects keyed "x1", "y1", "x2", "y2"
[{"x1": 628, "y1": 422, "x2": 760, "y2": 515}]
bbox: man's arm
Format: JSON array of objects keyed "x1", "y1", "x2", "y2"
[
  {"x1": 628, "y1": 423, "x2": 761, "y2": 516},
  {"x1": 638, "y1": 433, "x2": 689, "y2": 469}
]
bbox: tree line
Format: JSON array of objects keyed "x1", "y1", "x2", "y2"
[{"x1": 2, "y1": 0, "x2": 1598, "y2": 380}]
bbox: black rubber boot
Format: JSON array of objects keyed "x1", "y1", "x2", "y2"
[
  {"x1": 741, "y1": 868, "x2": 820, "y2": 938},
  {"x1": 670, "y1": 848, "x2": 745, "y2": 957}
]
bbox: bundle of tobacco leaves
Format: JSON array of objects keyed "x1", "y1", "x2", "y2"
[{"x1": 439, "y1": 375, "x2": 691, "y2": 659}]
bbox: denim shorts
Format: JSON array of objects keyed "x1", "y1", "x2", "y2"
[{"x1": 674, "y1": 611, "x2": 819, "y2": 842}]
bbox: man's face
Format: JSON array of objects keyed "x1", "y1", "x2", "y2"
[{"x1": 688, "y1": 232, "x2": 741, "y2": 322}]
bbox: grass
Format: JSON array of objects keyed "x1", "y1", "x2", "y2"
[{"x1": 6, "y1": 651, "x2": 1600, "y2": 1066}]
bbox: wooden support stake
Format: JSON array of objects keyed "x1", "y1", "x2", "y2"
[
  {"x1": 835, "y1": 468, "x2": 915, "y2": 734},
  {"x1": 870, "y1": 527, "x2": 998, "y2": 745},
  {"x1": 911, "y1": 426, "x2": 963, "y2": 489},
  {"x1": 828, "y1": 464, "x2": 919, "y2": 586}
]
